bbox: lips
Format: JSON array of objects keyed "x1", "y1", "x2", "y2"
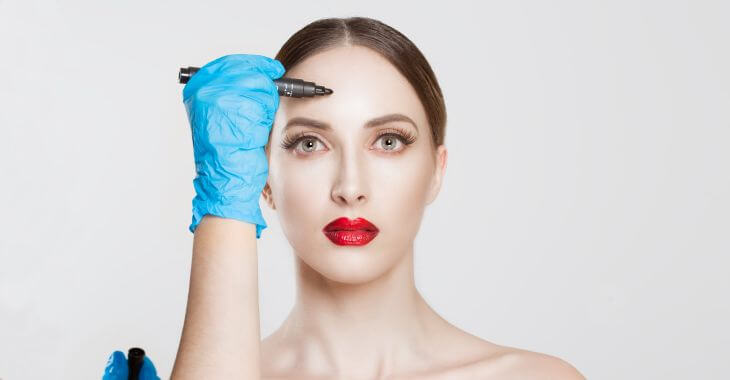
[{"x1": 323, "y1": 217, "x2": 379, "y2": 246}]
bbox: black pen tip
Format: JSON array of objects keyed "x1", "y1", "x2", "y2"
[{"x1": 314, "y1": 86, "x2": 334, "y2": 96}]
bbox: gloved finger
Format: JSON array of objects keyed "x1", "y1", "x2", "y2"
[
  {"x1": 189, "y1": 104, "x2": 272, "y2": 150},
  {"x1": 184, "y1": 69, "x2": 280, "y2": 118},
  {"x1": 184, "y1": 54, "x2": 285, "y2": 99},
  {"x1": 182, "y1": 78, "x2": 279, "y2": 135},
  {"x1": 185, "y1": 88, "x2": 278, "y2": 150},
  {"x1": 102, "y1": 351, "x2": 129, "y2": 380},
  {"x1": 139, "y1": 356, "x2": 161, "y2": 380},
  {"x1": 203, "y1": 53, "x2": 286, "y2": 80},
  {"x1": 207, "y1": 70, "x2": 281, "y2": 114}
]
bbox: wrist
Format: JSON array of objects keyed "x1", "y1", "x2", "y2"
[{"x1": 189, "y1": 197, "x2": 267, "y2": 238}]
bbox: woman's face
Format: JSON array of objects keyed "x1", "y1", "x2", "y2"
[{"x1": 264, "y1": 45, "x2": 447, "y2": 284}]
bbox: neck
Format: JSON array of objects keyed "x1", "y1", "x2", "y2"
[{"x1": 277, "y1": 245, "x2": 446, "y2": 377}]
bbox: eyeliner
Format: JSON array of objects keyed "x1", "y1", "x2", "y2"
[{"x1": 178, "y1": 66, "x2": 333, "y2": 98}]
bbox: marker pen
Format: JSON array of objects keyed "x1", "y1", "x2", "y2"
[
  {"x1": 179, "y1": 66, "x2": 333, "y2": 98},
  {"x1": 127, "y1": 347, "x2": 145, "y2": 380}
]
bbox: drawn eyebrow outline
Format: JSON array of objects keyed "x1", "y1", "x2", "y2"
[{"x1": 282, "y1": 113, "x2": 418, "y2": 135}]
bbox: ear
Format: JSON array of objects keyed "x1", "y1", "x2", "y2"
[
  {"x1": 262, "y1": 142, "x2": 277, "y2": 210},
  {"x1": 425, "y1": 144, "x2": 448, "y2": 205},
  {"x1": 262, "y1": 182, "x2": 276, "y2": 210}
]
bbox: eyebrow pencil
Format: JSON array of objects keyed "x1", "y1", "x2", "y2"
[
  {"x1": 179, "y1": 66, "x2": 333, "y2": 98},
  {"x1": 127, "y1": 347, "x2": 145, "y2": 380}
]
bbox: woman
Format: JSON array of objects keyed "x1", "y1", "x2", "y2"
[
  {"x1": 117, "y1": 17, "x2": 585, "y2": 379},
  {"x1": 256, "y1": 18, "x2": 585, "y2": 379}
]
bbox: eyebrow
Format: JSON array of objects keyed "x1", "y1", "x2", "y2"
[{"x1": 282, "y1": 113, "x2": 418, "y2": 135}]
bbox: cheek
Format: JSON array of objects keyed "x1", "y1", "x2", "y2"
[
  {"x1": 371, "y1": 163, "x2": 428, "y2": 251},
  {"x1": 281, "y1": 174, "x2": 322, "y2": 213},
  {"x1": 268, "y1": 155, "x2": 330, "y2": 241},
  {"x1": 373, "y1": 154, "x2": 433, "y2": 225},
  {"x1": 331, "y1": 152, "x2": 433, "y2": 265}
]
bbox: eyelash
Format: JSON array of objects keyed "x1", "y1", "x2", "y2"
[{"x1": 279, "y1": 127, "x2": 417, "y2": 154}]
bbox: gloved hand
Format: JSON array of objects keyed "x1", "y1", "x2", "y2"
[
  {"x1": 102, "y1": 350, "x2": 160, "y2": 380},
  {"x1": 182, "y1": 54, "x2": 285, "y2": 238}
]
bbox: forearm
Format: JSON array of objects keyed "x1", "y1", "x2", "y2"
[{"x1": 171, "y1": 215, "x2": 261, "y2": 379}]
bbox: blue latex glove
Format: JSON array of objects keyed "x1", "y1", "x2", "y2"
[
  {"x1": 182, "y1": 54, "x2": 285, "y2": 238},
  {"x1": 102, "y1": 350, "x2": 160, "y2": 380}
]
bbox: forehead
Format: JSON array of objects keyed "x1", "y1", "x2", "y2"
[{"x1": 273, "y1": 45, "x2": 427, "y2": 134}]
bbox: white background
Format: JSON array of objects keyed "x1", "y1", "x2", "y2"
[{"x1": 1, "y1": 0, "x2": 728, "y2": 379}]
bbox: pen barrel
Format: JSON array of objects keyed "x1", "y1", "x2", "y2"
[
  {"x1": 127, "y1": 347, "x2": 145, "y2": 380},
  {"x1": 276, "y1": 78, "x2": 319, "y2": 98},
  {"x1": 178, "y1": 66, "x2": 318, "y2": 98}
]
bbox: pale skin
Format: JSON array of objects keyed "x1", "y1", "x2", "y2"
[{"x1": 171, "y1": 45, "x2": 585, "y2": 379}]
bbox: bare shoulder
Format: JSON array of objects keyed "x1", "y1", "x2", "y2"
[
  {"x1": 468, "y1": 346, "x2": 585, "y2": 380},
  {"x1": 413, "y1": 328, "x2": 584, "y2": 380}
]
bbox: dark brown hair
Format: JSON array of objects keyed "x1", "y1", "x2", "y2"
[{"x1": 275, "y1": 17, "x2": 447, "y2": 149}]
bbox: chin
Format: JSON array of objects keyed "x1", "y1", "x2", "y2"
[{"x1": 296, "y1": 241, "x2": 402, "y2": 285}]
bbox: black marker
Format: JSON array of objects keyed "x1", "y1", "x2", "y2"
[
  {"x1": 179, "y1": 66, "x2": 333, "y2": 98},
  {"x1": 127, "y1": 347, "x2": 145, "y2": 380}
]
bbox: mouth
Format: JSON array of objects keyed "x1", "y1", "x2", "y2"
[{"x1": 322, "y1": 217, "x2": 379, "y2": 246}]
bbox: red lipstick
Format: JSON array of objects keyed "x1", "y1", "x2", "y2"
[{"x1": 322, "y1": 217, "x2": 379, "y2": 246}]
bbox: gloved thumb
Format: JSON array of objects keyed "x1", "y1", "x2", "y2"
[{"x1": 139, "y1": 356, "x2": 161, "y2": 380}]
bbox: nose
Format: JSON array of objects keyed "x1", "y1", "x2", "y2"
[{"x1": 330, "y1": 150, "x2": 369, "y2": 206}]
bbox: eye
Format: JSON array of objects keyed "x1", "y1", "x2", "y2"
[
  {"x1": 372, "y1": 128, "x2": 417, "y2": 153},
  {"x1": 279, "y1": 132, "x2": 326, "y2": 154},
  {"x1": 376, "y1": 133, "x2": 406, "y2": 151}
]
